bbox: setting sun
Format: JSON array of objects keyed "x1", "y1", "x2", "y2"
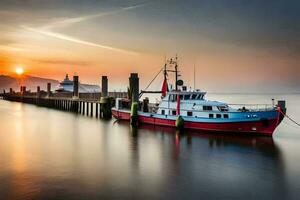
[{"x1": 15, "y1": 67, "x2": 24, "y2": 75}]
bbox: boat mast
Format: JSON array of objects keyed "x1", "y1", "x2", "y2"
[
  {"x1": 164, "y1": 63, "x2": 167, "y2": 83},
  {"x1": 175, "y1": 56, "x2": 178, "y2": 90}
]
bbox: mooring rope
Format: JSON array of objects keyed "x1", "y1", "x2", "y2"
[
  {"x1": 283, "y1": 120, "x2": 300, "y2": 130},
  {"x1": 279, "y1": 109, "x2": 300, "y2": 128}
]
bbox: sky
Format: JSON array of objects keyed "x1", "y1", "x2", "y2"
[{"x1": 0, "y1": 0, "x2": 299, "y2": 92}]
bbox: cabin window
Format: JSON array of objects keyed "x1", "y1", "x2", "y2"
[
  {"x1": 209, "y1": 114, "x2": 214, "y2": 118},
  {"x1": 169, "y1": 94, "x2": 177, "y2": 102},
  {"x1": 191, "y1": 94, "x2": 197, "y2": 100},
  {"x1": 224, "y1": 114, "x2": 229, "y2": 118},
  {"x1": 203, "y1": 106, "x2": 213, "y2": 111},
  {"x1": 187, "y1": 111, "x2": 193, "y2": 116},
  {"x1": 172, "y1": 110, "x2": 177, "y2": 115},
  {"x1": 184, "y1": 95, "x2": 190, "y2": 100},
  {"x1": 198, "y1": 94, "x2": 204, "y2": 100},
  {"x1": 179, "y1": 95, "x2": 183, "y2": 100},
  {"x1": 161, "y1": 110, "x2": 165, "y2": 115},
  {"x1": 217, "y1": 106, "x2": 228, "y2": 112},
  {"x1": 216, "y1": 114, "x2": 222, "y2": 118}
]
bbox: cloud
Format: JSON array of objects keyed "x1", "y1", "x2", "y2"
[
  {"x1": 41, "y1": 3, "x2": 147, "y2": 30},
  {"x1": 32, "y1": 58, "x2": 90, "y2": 66},
  {"x1": 22, "y1": 26, "x2": 138, "y2": 54},
  {"x1": 19, "y1": 3, "x2": 147, "y2": 55},
  {"x1": 0, "y1": 45, "x2": 25, "y2": 52}
]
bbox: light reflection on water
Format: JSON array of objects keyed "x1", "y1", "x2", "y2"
[{"x1": 0, "y1": 94, "x2": 300, "y2": 199}]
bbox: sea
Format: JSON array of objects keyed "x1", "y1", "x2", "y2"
[{"x1": 0, "y1": 93, "x2": 299, "y2": 200}]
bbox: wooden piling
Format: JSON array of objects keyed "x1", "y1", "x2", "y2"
[
  {"x1": 129, "y1": 73, "x2": 139, "y2": 102},
  {"x1": 47, "y1": 83, "x2": 51, "y2": 97},
  {"x1": 82, "y1": 101, "x2": 85, "y2": 115},
  {"x1": 86, "y1": 102, "x2": 89, "y2": 116},
  {"x1": 79, "y1": 101, "x2": 81, "y2": 113},
  {"x1": 100, "y1": 97, "x2": 112, "y2": 119},
  {"x1": 73, "y1": 76, "x2": 79, "y2": 98},
  {"x1": 102, "y1": 76, "x2": 108, "y2": 97},
  {"x1": 96, "y1": 103, "x2": 99, "y2": 118}
]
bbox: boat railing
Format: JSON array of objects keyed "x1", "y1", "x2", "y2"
[
  {"x1": 145, "y1": 102, "x2": 275, "y2": 113},
  {"x1": 228, "y1": 104, "x2": 275, "y2": 112}
]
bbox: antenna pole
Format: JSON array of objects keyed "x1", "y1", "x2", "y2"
[
  {"x1": 193, "y1": 63, "x2": 196, "y2": 90},
  {"x1": 164, "y1": 63, "x2": 167, "y2": 81},
  {"x1": 175, "y1": 56, "x2": 178, "y2": 90}
]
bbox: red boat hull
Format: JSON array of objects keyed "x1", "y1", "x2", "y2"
[{"x1": 112, "y1": 110, "x2": 283, "y2": 136}]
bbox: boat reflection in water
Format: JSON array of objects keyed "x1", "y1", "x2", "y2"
[{"x1": 119, "y1": 121, "x2": 288, "y2": 199}]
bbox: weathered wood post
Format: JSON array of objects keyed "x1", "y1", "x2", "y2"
[
  {"x1": 71, "y1": 100, "x2": 73, "y2": 112},
  {"x1": 21, "y1": 86, "x2": 25, "y2": 102},
  {"x1": 46, "y1": 83, "x2": 51, "y2": 107},
  {"x1": 100, "y1": 97, "x2": 111, "y2": 118},
  {"x1": 72, "y1": 76, "x2": 79, "y2": 112},
  {"x1": 78, "y1": 101, "x2": 81, "y2": 113},
  {"x1": 73, "y1": 75, "x2": 79, "y2": 98},
  {"x1": 96, "y1": 103, "x2": 99, "y2": 118},
  {"x1": 37, "y1": 86, "x2": 40, "y2": 96},
  {"x1": 86, "y1": 102, "x2": 89, "y2": 116},
  {"x1": 101, "y1": 76, "x2": 108, "y2": 97},
  {"x1": 129, "y1": 73, "x2": 139, "y2": 102},
  {"x1": 47, "y1": 83, "x2": 51, "y2": 97},
  {"x1": 129, "y1": 73, "x2": 139, "y2": 126},
  {"x1": 59, "y1": 100, "x2": 61, "y2": 110},
  {"x1": 36, "y1": 86, "x2": 41, "y2": 105},
  {"x1": 100, "y1": 76, "x2": 111, "y2": 119},
  {"x1": 22, "y1": 86, "x2": 26, "y2": 95},
  {"x1": 82, "y1": 102, "x2": 85, "y2": 115}
]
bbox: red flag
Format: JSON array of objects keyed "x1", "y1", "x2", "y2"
[{"x1": 161, "y1": 78, "x2": 168, "y2": 97}]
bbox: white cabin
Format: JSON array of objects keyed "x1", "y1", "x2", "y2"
[{"x1": 157, "y1": 91, "x2": 231, "y2": 119}]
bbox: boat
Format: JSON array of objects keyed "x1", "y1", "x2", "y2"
[
  {"x1": 112, "y1": 57, "x2": 286, "y2": 136},
  {"x1": 56, "y1": 74, "x2": 101, "y2": 93}
]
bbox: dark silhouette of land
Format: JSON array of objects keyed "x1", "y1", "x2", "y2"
[{"x1": 0, "y1": 75, "x2": 59, "y2": 92}]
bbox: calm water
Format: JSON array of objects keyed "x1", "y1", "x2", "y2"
[{"x1": 0, "y1": 94, "x2": 300, "y2": 200}]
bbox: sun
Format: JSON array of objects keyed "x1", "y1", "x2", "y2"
[{"x1": 15, "y1": 67, "x2": 24, "y2": 75}]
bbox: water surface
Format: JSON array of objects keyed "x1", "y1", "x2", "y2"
[{"x1": 0, "y1": 94, "x2": 300, "y2": 199}]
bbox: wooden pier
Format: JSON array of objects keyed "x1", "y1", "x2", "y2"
[{"x1": 1, "y1": 75, "x2": 128, "y2": 119}]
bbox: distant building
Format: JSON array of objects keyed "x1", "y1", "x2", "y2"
[{"x1": 56, "y1": 74, "x2": 101, "y2": 93}]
